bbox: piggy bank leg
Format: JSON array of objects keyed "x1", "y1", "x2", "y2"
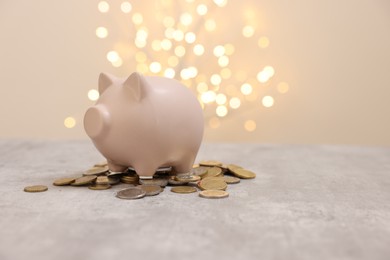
[
  {"x1": 133, "y1": 164, "x2": 158, "y2": 180},
  {"x1": 107, "y1": 159, "x2": 128, "y2": 173},
  {"x1": 172, "y1": 155, "x2": 196, "y2": 176}
]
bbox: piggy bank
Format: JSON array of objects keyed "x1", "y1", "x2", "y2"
[{"x1": 83, "y1": 72, "x2": 204, "y2": 179}]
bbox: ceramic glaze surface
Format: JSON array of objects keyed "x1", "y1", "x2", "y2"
[{"x1": 84, "y1": 72, "x2": 204, "y2": 179}]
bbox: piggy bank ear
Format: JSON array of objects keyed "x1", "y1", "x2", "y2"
[
  {"x1": 99, "y1": 72, "x2": 116, "y2": 94},
  {"x1": 84, "y1": 105, "x2": 110, "y2": 139},
  {"x1": 123, "y1": 72, "x2": 145, "y2": 101}
]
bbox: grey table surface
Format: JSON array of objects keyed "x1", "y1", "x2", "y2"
[{"x1": 0, "y1": 140, "x2": 389, "y2": 260}]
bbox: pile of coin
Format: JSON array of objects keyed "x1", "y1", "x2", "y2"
[{"x1": 24, "y1": 160, "x2": 256, "y2": 200}]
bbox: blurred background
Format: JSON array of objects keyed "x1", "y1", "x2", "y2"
[{"x1": 0, "y1": 0, "x2": 389, "y2": 145}]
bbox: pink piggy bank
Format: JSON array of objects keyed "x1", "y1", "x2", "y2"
[{"x1": 84, "y1": 72, "x2": 204, "y2": 179}]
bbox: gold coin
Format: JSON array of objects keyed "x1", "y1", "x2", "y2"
[
  {"x1": 121, "y1": 175, "x2": 139, "y2": 181},
  {"x1": 120, "y1": 179, "x2": 139, "y2": 185},
  {"x1": 171, "y1": 186, "x2": 197, "y2": 194},
  {"x1": 71, "y1": 175, "x2": 97, "y2": 186},
  {"x1": 218, "y1": 164, "x2": 229, "y2": 170},
  {"x1": 199, "y1": 190, "x2": 229, "y2": 199},
  {"x1": 198, "y1": 177, "x2": 227, "y2": 191},
  {"x1": 227, "y1": 164, "x2": 243, "y2": 174},
  {"x1": 88, "y1": 184, "x2": 111, "y2": 190},
  {"x1": 96, "y1": 176, "x2": 109, "y2": 185},
  {"x1": 199, "y1": 160, "x2": 223, "y2": 167},
  {"x1": 83, "y1": 165, "x2": 109, "y2": 176},
  {"x1": 202, "y1": 167, "x2": 223, "y2": 178},
  {"x1": 230, "y1": 168, "x2": 256, "y2": 179},
  {"x1": 223, "y1": 176, "x2": 241, "y2": 184},
  {"x1": 53, "y1": 177, "x2": 75, "y2": 186},
  {"x1": 122, "y1": 172, "x2": 138, "y2": 178},
  {"x1": 139, "y1": 184, "x2": 163, "y2": 196},
  {"x1": 120, "y1": 173, "x2": 139, "y2": 184},
  {"x1": 94, "y1": 161, "x2": 108, "y2": 167},
  {"x1": 192, "y1": 166, "x2": 208, "y2": 177},
  {"x1": 24, "y1": 185, "x2": 48, "y2": 193},
  {"x1": 175, "y1": 175, "x2": 201, "y2": 183}
]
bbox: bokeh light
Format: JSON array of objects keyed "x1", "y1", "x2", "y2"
[
  {"x1": 216, "y1": 93, "x2": 227, "y2": 105},
  {"x1": 244, "y1": 120, "x2": 256, "y2": 132},
  {"x1": 174, "y1": 46, "x2": 186, "y2": 57},
  {"x1": 197, "y1": 82, "x2": 208, "y2": 93},
  {"x1": 112, "y1": 58, "x2": 123, "y2": 67},
  {"x1": 201, "y1": 91, "x2": 217, "y2": 103},
  {"x1": 216, "y1": 105, "x2": 228, "y2": 117},
  {"x1": 242, "y1": 25, "x2": 255, "y2": 38},
  {"x1": 218, "y1": 56, "x2": 229, "y2": 67},
  {"x1": 132, "y1": 13, "x2": 143, "y2": 24},
  {"x1": 149, "y1": 62, "x2": 162, "y2": 73},
  {"x1": 185, "y1": 32, "x2": 196, "y2": 43},
  {"x1": 197, "y1": 4, "x2": 208, "y2": 16},
  {"x1": 205, "y1": 19, "x2": 217, "y2": 31},
  {"x1": 213, "y1": 0, "x2": 228, "y2": 7},
  {"x1": 64, "y1": 117, "x2": 76, "y2": 128},
  {"x1": 164, "y1": 68, "x2": 176, "y2": 78},
  {"x1": 193, "y1": 44, "x2": 205, "y2": 56},
  {"x1": 213, "y1": 45, "x2": 225, "y2": 57},
  {"x1": 106, "y1": 51, "x2": 119, "y2": 63},
  {"x1": 209, "y1": 117, "x2": 221, "y2": 128},
  {"x1": 220, "y1": 68, "x2": 232, "y2": 79},
  {"x1": 95, "y1": 27, "x2": 108, "y2": 38},
  {"x1": 229, "y1": 97, "x2": 241, "y2": 109},
  {"x1": 98, "y1": 1, "x2": 109, "y2": 13},
  {"x1": 240, "y1": 83, "x2": 253, "y2": 95},
  {"x1": 88, "y1": 89, "x2": 100, "y2": 101},
  {"x1": 210, "y1": 74, "x2": 222, "y2": 85},
  {"x1": 167, "y1": 55, "x2": 179, "y2": 67},
  {"x1": 180, "y1": 13, "x2": 193, "y2": 26},
  {"x1": 95, "y1": 0, "x2": 289, "y2": 134},
  {"x1": 258, "y1": 36, "x2": 269, "y2": 48},
  {"x1": 262, "y1": 95, "x2": 274, "y2": 108},
  {"x1": 277, "y1": 82, "x2": 289, "y2": 93},
  {"x1": 161, "y1": 39, "x2": 172, "y2": 50},
  {"x1": 120, "y1": 2, "x2": 132, "y2": 13}
]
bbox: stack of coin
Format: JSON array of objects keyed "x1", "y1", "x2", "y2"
[
  {"x1": 25, "y1": 160, "x2": 256, "y2": 199},
  {"x1": 120, "y1": 172, "x2": 139, "y2": 185},
  {"x1": 89, "y1": 176, "x2": 111, "y2": 190}
]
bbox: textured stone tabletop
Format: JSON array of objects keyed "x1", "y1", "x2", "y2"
[{"x1": 0, "y1": 140, "x2": 389, "y2": 260}]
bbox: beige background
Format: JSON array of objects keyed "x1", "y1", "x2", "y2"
[{"x1": 0, "y1": 0, "x2": 389, "y2": 145}]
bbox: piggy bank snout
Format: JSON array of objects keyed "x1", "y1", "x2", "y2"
[{"x1": 84, "y1": 105, "x2": 110, "y2": 139}]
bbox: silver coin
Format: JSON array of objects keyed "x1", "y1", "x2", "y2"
[
  {"x1": 139, "y1": 178, "x2": 168, "y2": 187},
  {"x1": 116, "y1": 187, "x2": 146, "y2": 200},
  {"x1": 107, "y1": 176, "x2": 120, "y2": 185},
  {"x1": 192, "y1": 166, "x2": 208, "y2": 176},
  {"x1": 83, "y1": 166, "x2": 109, "y2": 176},
  {"x1": 107, "y1": 171, "x2": 124, "y2": 176},
  {"x1": 156, "y1": 166, "x2": 172, "y2": 172}
]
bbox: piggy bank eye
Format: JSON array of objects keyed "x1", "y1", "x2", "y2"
[{"x1": 84, "y1": 105, "x2": 110, "y2": 139}]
